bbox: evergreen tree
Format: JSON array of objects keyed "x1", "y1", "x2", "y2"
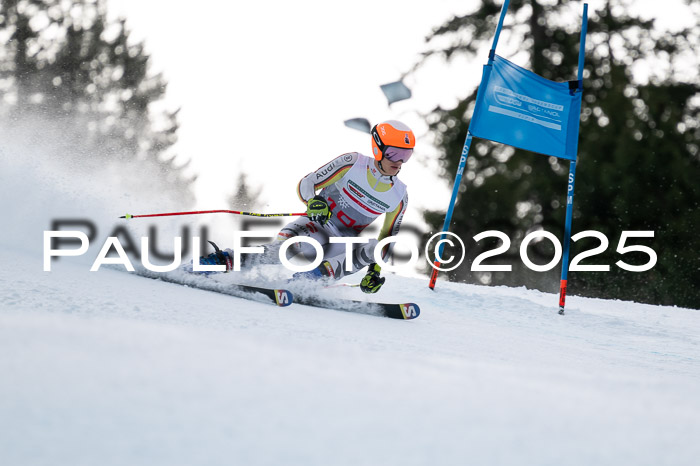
[
  {"x1": 228, "y1": 173, "x2": 263, "y2": 212},
  {"x1": 226, "y1": 173, "x2": 278, "y2": 232},
  {"x1": 0, "y1": 0, "x2": 193, "y2": 204},
  {"x1": 422, "y1": 0, "x2": 699, "y2": 308}
]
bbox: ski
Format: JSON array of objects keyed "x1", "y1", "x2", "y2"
[
  {"x1": 129, "y1": 269, "x2": 418, "y2": 318},
  {"x1": 131, "y1": 269, "x2": 294, "y2": 307},
  {"x1": 292, "y1": 293, "x2": 420, "y2": 320},
  {"x1": 228, "y1": 285, "x2": 293, "y2": 307}
]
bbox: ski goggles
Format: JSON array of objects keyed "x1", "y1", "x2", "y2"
[{"x1": 383, "y1": 146, "x2": 413, "y2": 163}]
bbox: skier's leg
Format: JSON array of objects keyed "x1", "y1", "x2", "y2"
[
  {"x1": 187, "y1": 217, "x2": 342, "y2": 277},
  {"x1": 238, "y1": 217, "x2": 336, "y2": 273},
  {"x1": 321, "y1": 238, "x2": 379, "y2": 279}
]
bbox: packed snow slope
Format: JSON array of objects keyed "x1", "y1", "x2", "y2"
[
  {"x1": 1, "y1": 150, "x2": 699, "y2": 466},
  {"x1": 3, "y1": 249, "x2": 700, "y2": 466}
]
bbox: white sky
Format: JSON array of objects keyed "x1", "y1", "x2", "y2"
[
  {"x1": 106, "y1": 0, "x2": 694, "y2": 230},
  {"x1": 104, "y1": 0, "x2": 485, "y2": 231}
]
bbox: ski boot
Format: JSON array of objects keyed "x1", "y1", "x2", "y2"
[
  {"x1": 185, "y1": 241, "x2": 233, "y2": 274},
  {"x1": 291, "y1": 260, "x2": 335, "y2": 282}
]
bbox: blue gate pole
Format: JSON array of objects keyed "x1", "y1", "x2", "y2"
[
  {"x1": 558, "y1": 161, "x2": 577, "y2": 314},
  {"x1": 429, "y1": 0, "x2": 510, "y2": 290},
  {"x1": 429, "y1": 132, "x2": 473, "y2": 289},
  {"x1": 558, "y1": 3, "x2": 588, "y2": 314},
  {"x1": 488, "y1": 0, "x2": 510, "y2": 63}
]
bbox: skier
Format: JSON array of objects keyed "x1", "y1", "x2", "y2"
[{"x1": 196, "y1": 120, "x2": 414, "y2": 294}]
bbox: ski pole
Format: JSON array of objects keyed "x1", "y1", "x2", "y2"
[{"x1": 120, "y1": 209, "x2": 307, "y2": 219}]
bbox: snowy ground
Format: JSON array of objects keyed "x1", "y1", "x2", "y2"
[
  {"x1": 1, "y1": 151, "x2": 699, "y2": 466},
  {"x1": 1, "y1": 245, "x2": 699, "y2": 466}
]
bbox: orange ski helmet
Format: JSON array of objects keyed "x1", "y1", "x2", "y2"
[{"x1": 370, "y1": 120, "x2": 415, "y2": 163}]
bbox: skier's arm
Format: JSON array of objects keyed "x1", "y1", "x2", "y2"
[
  {"x1": 297, "y1": 153, "x2": 358, "y2": 204},
  {"x1": 376, "y1": 192, "x2": 408, "y2": 261},
  {"x1": 360, "y1": 193, "x2": 407, "y2": 293}
]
